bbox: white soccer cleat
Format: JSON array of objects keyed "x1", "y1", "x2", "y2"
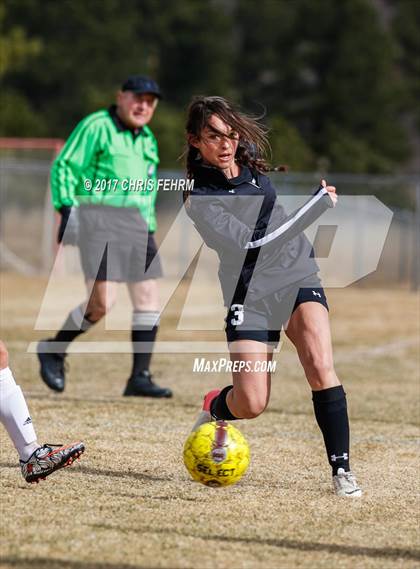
[
  {"x1": 190, "y1": 389, "x2": 221, "y2": 432},
  {"x1": 333, "y1": 467, "x2": 362, "y2": 497}
]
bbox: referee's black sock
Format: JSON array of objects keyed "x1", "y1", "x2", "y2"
[
  {"x1": 312, "y1": 385, "x2": 350, "y2": 475},
  {"x1": 53, "y1": 305, "x2": 95, "y2": 352},
  {"x1": 210, "y1": 386, "x2": 240, "y2": 420},
  {"x1": 130, "y1": 311, "x2": 159, "y2": 376}
]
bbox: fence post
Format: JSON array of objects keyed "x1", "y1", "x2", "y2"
[
  {"x1": 411, "y1": 184, "x2": 420, "y2": 291},
  {"x1": 398, "y1": 209, "x2": 412, "y2": 284}
]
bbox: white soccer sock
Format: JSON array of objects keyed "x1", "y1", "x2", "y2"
[{"x1": 0, "y1": 366, "x2": 39, "y2": 461}]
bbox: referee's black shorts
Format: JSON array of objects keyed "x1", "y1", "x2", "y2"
[
  {"x1": 225, "y1": 274, "x2": 329, "y2": 347},
  {"x1": 78, "y1": 205, "x2": 163, "y2": 282}
]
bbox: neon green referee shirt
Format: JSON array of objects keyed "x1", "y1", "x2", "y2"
[{"x1": 50, "y1": 105, "x2": 159, "y2": 231}]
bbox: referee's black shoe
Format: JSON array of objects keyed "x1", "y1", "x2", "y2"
[
  {"x1": 37, "y1": 339, "x2": 66, "y2": 393},
  {"x1": 123, "y1": 370, "x2": 172, "y2": 398}
]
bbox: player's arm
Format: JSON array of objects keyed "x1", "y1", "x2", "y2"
[
  {"x1": 186, "y1": 181, "x2": 335, "y2": 252},
  {"x1": 245, "y1": 181, "x2": 336, "y2": 249}
]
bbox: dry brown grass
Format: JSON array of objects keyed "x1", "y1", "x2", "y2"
[{"x1": 0, "y1": 272, "x2": 419, "y2": 569}]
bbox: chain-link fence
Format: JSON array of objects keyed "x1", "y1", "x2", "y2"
[{"x1": 1, "y1": 150, "x2": 419, "y2": 290}]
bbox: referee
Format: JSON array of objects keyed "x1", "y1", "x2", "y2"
[{"x1": 37, "y1": 75, "x2": 172, "y2": 398}]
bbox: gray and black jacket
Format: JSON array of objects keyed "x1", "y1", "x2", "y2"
[{"x1": 185, "y1": 163, "x2": 334, "y2": 306}]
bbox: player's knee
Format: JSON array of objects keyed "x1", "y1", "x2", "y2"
[
  {"x1": 236, "y1": 394, "x2": 267, "y2": 419},
  {"x1": 304, "y1": 354, "x2": 334, "y2": 388},
  {"x1": 0, "y1": 341, "x2": 9, "y2": 369}
]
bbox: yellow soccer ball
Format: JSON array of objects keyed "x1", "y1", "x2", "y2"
[{"x1": 183, "y1": 421, "x2": 250, "y2": 487}]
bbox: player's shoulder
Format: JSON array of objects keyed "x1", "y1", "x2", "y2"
[
  {"x1": 142, "y1": 125, "x2": 157, "y2": 143},
  {"x1": 253, "y1": 169, "x2": 273, "y2": 187},
  {"x1": 189, "y1": 182, "x2": 208, "y2": 196},
  {"x1": 252, "y1": 170, "x2": 278, "y2": 197},
  {"x1": 75, "y1": 109, "x2": 112, "y2": 132}
]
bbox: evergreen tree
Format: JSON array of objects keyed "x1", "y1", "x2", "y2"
[
  {"x1": 1, "y1": 0, "x2": 417, "y2": 171},
  {"x1": 0, "y1": 2, "x2": 45, "y2": 135},
  {"x1": 234, "y1": 0, "x2": 410, "y2": 172}
]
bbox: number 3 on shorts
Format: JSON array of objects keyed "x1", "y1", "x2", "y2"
[{"x1": 230, "y1": 304, "x2": 244, "y2": 326}]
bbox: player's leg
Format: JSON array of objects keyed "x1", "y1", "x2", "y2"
[
  {"x1": 192, "y1": 294, "x2": 277, "y2": 429},
  {"x1": 53, "y1": 278, "x2": 117, "y2": 343},
  {"x1": 0, "y1": 341, "x2": 85, "y2": 482},
  {"x1": 285, "y1": 301, "x2": 339, "y2": 388},
  {"x1": 285, "y1": 301, "x2": 361, "y2": 496},
  {"x1": 38, "y1": 206, "x2": 118, "y2": 392},
  {"x1": 124, "y1": 279, "x2": 172, "y2": 397},
  {"x1": 0, "y1": 341, "x2": 40, "y2": 460},
  {"x1": 216, "y1": 340, "x2": 272, "y2": 419},
  {"x1": 192, "y1": 340, "x2": 272, "y2": 430},
  {"x1": 37, "y1": 280, "x2": 117, "y2": 392}
]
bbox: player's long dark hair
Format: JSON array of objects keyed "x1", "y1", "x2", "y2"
[{"x1": 184, "y1": 96, "x2": 275, "y2": 179}]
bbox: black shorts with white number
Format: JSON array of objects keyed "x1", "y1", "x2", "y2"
[{"x1": 225, "y1": 274, "x2": 329, "y2": 347}]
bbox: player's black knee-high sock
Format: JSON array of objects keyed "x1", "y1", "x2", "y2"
[
  {"x1": 53, "y1": 305, "x2": 95, "y2": 351},
  {"x1": 131, "y1": 311, "x2": 159, "y2": 376},
  {"x1": 210, "y1": 385, "x2": 240, "y2": 420},
  {"x1": 312, "y1": 385, "x2": 350, "y2": 474}
]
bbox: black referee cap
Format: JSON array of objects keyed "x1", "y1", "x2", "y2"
[{"x1": 121, "y1": 75, "x2": 162, "y2": 99}]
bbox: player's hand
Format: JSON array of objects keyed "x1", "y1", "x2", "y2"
[
  {"x1": 321, "y1": 178, "x2": 337, "y2": 207},
  {"x1": 57, "y1": 206, "x2": 79, "y2": 245}
]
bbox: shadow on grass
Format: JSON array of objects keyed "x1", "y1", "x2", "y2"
[
  {"x1": 179, "y1": 401, "x2": 416, "y2": 427},
  {"x1": 202, "y1": 534, "x2": 420, "y2": 561},
  {"x1": 0, "y1": 559, "x2": 153, "y2": 569},
  {"x1": 89, "y1": 524, "x2": 420, "y2": 562},
  {"x1": 0, "y1": 462, "x2": 170, "y2": 483},
  {"x1": 26, "y1": 393, "x2": 146, "y2": 405}
]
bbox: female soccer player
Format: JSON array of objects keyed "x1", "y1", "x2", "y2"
[
  {"x1": 184, "y1": 96, "x2": 361, "y2": 497},
  {"x1": 0, "y1": 340, "x2": 84, "y2": 483}
]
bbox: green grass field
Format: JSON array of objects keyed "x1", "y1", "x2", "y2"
[{"x1": 0, "y1": 273, "x2": 419, "y2": 569}]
